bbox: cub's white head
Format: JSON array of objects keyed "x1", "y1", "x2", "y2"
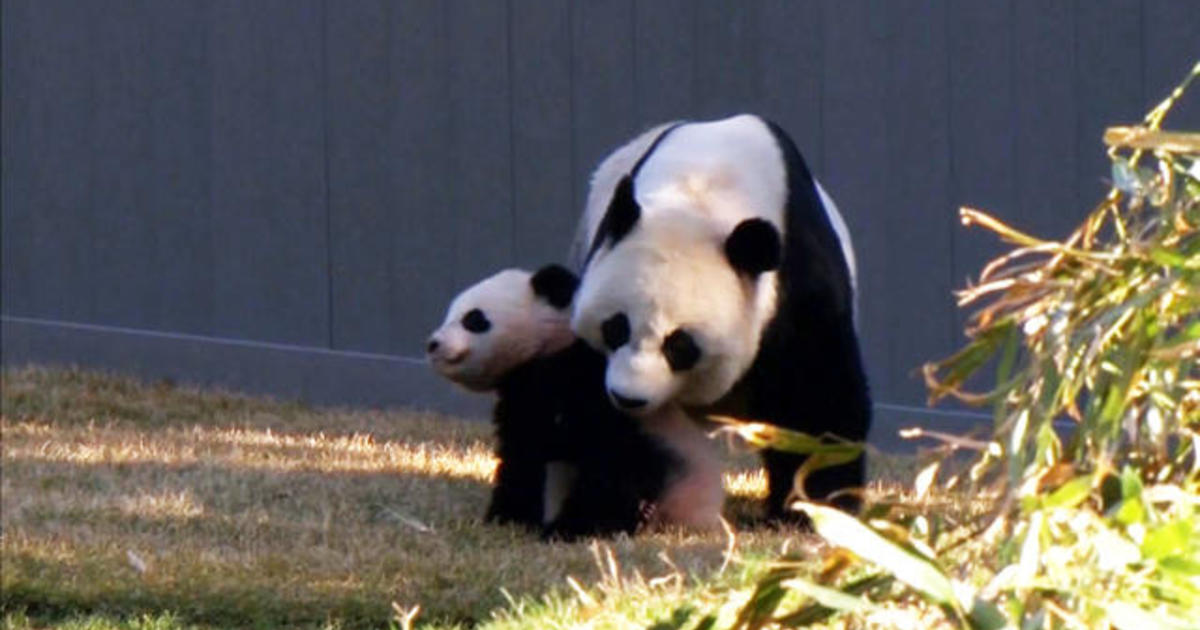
[{"x1": 428, "y1": 266, "x2": 579, "y2": 391}]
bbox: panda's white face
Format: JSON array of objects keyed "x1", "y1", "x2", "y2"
[
  {"x1": 427, "y1": 269, "x2": 575, "y2": 391},
  {"x1": 572, "y1": 212, "x2": 779, "y2": 414}
]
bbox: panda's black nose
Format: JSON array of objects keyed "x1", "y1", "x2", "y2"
[
  {"x1": 610, "y1": 390, "x2": 647, "y2": 410},
  {"x1": 426, "y1": 338, "x2": 440, "y2": 354}
]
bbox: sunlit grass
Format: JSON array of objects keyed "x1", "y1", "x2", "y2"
[{"x1": 1, "y1": 366, "x2": 838, "y2": 629}]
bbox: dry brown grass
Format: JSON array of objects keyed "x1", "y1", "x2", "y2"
[{"x1": 0, "y1": 366, "x2": 830, "y2": 629}]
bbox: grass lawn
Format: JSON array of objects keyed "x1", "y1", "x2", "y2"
[{"x1": 1, "y1": 367, "x2": 913, "y2": 629}]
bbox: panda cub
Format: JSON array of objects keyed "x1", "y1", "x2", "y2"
[
  {"x1": 426, "y1": 265, "x2": 723, "y2": 539},
  {"x1": 571, "y1": 114, "x2": 871, "y2": 520}
]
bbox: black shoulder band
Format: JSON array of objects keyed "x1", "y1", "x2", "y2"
[
  {"x1": 630, "y1": 121, "x2": 686, "y2": 178},
  {"x1": 583, "y1": 122, "x2": 687, "y2": 267}
]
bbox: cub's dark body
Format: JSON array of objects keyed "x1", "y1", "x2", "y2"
[{"x1": 487, "y1": 340, "x2": 679, "y2": 540}]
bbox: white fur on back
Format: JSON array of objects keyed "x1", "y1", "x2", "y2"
[
  {"x1": 634, "y1": 115, "x2": 788, "y2": 233},
  {"x1": 814, "y1": 181, "x2": 857, "y2": 294},
  {"x1": 568, "y1": 122, "x2": 679, "y2": 270},
  {"x1": 575, "y1": 116, "x2": 856, "y2": 291},
  {"x1": 814, "y1": 181, "x2": 859, "y2": 324}
]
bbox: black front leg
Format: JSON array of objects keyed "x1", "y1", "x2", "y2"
[
  {"x1": 542, "y1": 473, "x2": 643, "y2": 542},
  {"x1": 486, "y1": 459, "x2": 545, "y2": 529}
]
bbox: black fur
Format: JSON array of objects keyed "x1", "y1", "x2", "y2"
[
  {"x1": 585, "y1": 176, "x2": 641, "y2": 262},
  {"x1": 486, "y1": 340, "x2": 680, "y2": 540},
  {"x1": 662, "y1": 329, "x2": 701, "y2": 372},
  {"x1": 750, "y1": 120, "x2": 869, "y2": 518},
  {"x1": 530, "y1": 264, "x2": 579, "y2": 310},
  {"x1": 461, "y1": 308, "x2": 491, "y2": 333},
  {"x1": 697, "y1": 118, "x2": 871, "y2": 521},
  {"x1": 584, "y1": 123, "x2": 685, "y2": 266},
  {"x1": 724, "y1": 218, "x2": 783, "y2": 276},
  {"x1": 601, "y1": 312, "x2": 631, "y2": 350},
  {"x1": 539, "y1": 341, "x2": 679, "y2": 540}
]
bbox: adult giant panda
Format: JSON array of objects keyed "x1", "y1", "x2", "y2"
[
  {"x1": 427, "y1": 266, "x2": 723, "y2": 539},
  {"x1": 570, "y1": 114, "x2": 870, "y2": 519}
]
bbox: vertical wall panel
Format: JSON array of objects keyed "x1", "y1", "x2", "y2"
[
  {"x1": 1076, "y1": 0, "x2": 1144, "y2": 208},
  {"x1": 20, "y1": 0, "x2": 97, "y2": 322},
  {"x1": 146, "y1": 0, "x2": 215, "y2": 336},
  {"x1": 883, "y1": 0, "x2": 955, "y2": 406},
  {"x1": 693, "y1": 0, "x2": 762, "y2": 118},
  {"x1": 327, "y1": 1, "x2": 393, "y2": 352},
  {"x1": 821, "y1": 0, "x2": 893, "y2": 405},
  {"x1": 1, "y1": 0, "x2": 33, "y2": 316},
  {"x1": 571, "y1": 0, "x2": 636, "y2": 210},
  {"x1": 511, "y1": 0, "x2": 575, "y2": 269},
  {"x1": 90, "y1": 2, "x2": 154, "y2": 328},
  {"x1": 387, "y1": 1, "x2": 453, "y2": 355},
  {"x1": 948, "y1": 1, "x2": 1015, "y2": 337},
  {"x1": 208, "y1": 0, "x2": 329, "y2": 346},
  {"x1": 1013, "y1": 1, "x2": 1079, "y2": 240},
  {"x1": 633, "y1": 0, "x2": 695, "y2": 127},
  {"x1": 759, "y1": 0, "x2": 824, "y2": 173},
  {"x1": 447, "y1": 0, "x2": 513, "y2": 288},
  {"x1": 1142, "y1": 2, "x2": 1200, "y2": 129}
]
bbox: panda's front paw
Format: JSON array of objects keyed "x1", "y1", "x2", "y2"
[
  {"x1": 485, "y1": 497, "x2": 543, "y2": 531},
  {"x1": 540, "y1": 521, "x2": 587, "y2": 543}
]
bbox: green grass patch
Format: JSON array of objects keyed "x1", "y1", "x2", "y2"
[{"x1": 4, "y1": 366, "x2": 867, "y2": 629}]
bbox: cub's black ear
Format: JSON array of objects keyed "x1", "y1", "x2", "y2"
[
  {"x1": 530, "y1": 264, "x2": 579, "y2": 310},
  {"x1": 584, "y1": 175, "x2": 641, "y2": 264},
  {"x1": 725, "y1": 218, "x2": 782, "y2": 276}
]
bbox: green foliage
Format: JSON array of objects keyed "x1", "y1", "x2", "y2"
[
  {"x1": 657, "y1": 61, "x2": 1200, "y2": 629},
  {"x1": 917, "y1": 61, "x2": 1200, "y2": 625}
]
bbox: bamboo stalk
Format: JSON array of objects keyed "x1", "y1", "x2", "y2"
[{"x1": 1103, "y1": 127, "x2": 1200, "y2": 153}]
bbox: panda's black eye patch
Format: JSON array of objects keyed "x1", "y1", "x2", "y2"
[
  {"x1": 461, "y1": 308, "x2": 491, "y2": 334},
  {"x1": 662, "y1": 328, "x2": 701, "y2": 372},
  {"x1": 600, "y1": 313, "x2": 631, "y2": 351}
]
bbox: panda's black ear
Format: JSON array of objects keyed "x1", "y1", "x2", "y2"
[
  {"x1": 725, "y1": 218, "x2": 782, "y2": 276},
  {"x1": 605, "y1": 176, "x2": 641, "y2": 245},
  {"x1": 530, "y1": 264, "x2": 579, "y2": 310},
  {"x1": 584, "y1": 175, "x2": 641, "y2": 264}
]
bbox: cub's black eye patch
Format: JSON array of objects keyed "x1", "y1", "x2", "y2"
[
  {"x1": 461, "y1": 308, "x2": 491, "y2": 334},
  {"x1": 600, "y1": 313, "x2": 631, "y2": 351},
  {"x1": 662, "y1": 329, "x2": 701, "y2": 372}
]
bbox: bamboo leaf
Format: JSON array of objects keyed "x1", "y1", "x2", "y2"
[
  {"x1": 966, "y1": 596, "x2": 1008, "y2": 630},
  {"x1": 709, "y1": 417, "x2": 863, "y2": 457},
  {"x1": 793, "y1": 501, "x2": 962, "y2": 613},
  {"x1": 1142, "y1": 519, "x2": 1193, "y2": 560},
  {"x1": 1042, "y1": 475, "x2": 1093, "y2": 510},
  {"x1": 1148, "y1": 247, "x2": 1188, "y2": 268},
  {"x1": 1108, "y1": 601, "x2": 1195, "y2": 630},
  {"x1": 792, "y1": 449, "x2": 863, "y2": 500},
  {"x1": 914, "y1": 462, "x2": 940, "y2": 500},
  {"x1": 777, "y1": 577, "x2": 879, "y2": 615}
]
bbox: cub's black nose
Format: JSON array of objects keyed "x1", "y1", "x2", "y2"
[
  {"x1": 610, "y1": 390, "x2": 647, "y2": 410},
  {"x1": 426, "y1": 338, "x2": 440, "y2": 354}
]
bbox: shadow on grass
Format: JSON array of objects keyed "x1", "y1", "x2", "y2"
[
  {"x1": 2, "y1": 452, "x2": 497, "y2": 629},
  {"x1": 2, "y1": 367, "x2": 812, "y2": 629}
]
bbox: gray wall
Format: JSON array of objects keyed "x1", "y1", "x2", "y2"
[{"x1": 3, "y1": 1, "x2": 1198, "y2": 448}]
